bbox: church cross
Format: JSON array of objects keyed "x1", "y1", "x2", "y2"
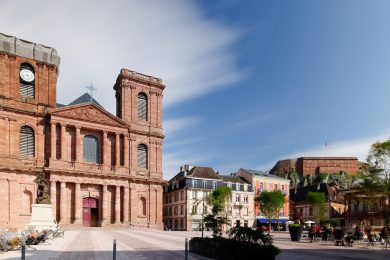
[{"x1": 86, "y1": 83, "x2": 97, "y2": 102}]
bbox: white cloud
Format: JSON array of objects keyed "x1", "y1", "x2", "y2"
[
  {"x1": 0, "y1": 0, "x2": 243, "y2": 113},
  {"x1": 164, "y1": 117, "x2": 201, "y2": 135}
]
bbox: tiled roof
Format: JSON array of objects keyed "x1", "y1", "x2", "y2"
[
  {"x1": 220, "y1": 175, "x2": 250, "y2": 184},
  {"x1": 188, "y1": 166, "x2": 220, "y2": 180},
  {"x1": 68, "y1": 93, "x2": 103, "y2": 107},
  {"x1": 241, "y1": 168, "x2": 285, "y2": 180}
]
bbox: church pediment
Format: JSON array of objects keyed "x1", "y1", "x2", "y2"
[{"x1": 50, "y1": 104, "x2": 127, "y2": 128}]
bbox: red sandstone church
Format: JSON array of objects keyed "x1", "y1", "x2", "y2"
[{"x1": 0, "y1": 33, "x2": 164, "y2": 229}]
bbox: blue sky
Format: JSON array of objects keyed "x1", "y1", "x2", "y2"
[
  {"x1": 1, "y1": 0, "x2": 390, "y2": 179},
  {"x1": 164, "y1": 0, "x2": 390, "y2": 177}
]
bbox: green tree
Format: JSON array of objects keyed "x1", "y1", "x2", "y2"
[
  {"x1": 255, "y1": 191, "x2": 285, "y2": 232},
  {"x1": 359, "y1": 138, "x2": 390, "y2": 224},
  {"x1": 204, "y1": 186, "x2": 232, "y2": 236},
  {"x1": 306, "y1": 191, "x2": 328, "y2": 224}
]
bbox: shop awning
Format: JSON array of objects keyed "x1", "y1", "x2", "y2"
[{"x1": 257, "y1": 218, "x2": 289, "y2": 224}]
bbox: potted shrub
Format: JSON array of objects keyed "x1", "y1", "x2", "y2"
[{"x1": 288, "y1": 224, "x2": 303, "y2": 241}]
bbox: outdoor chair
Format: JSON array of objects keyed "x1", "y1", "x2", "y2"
[
  {"x1": 333, "y1": 229, "x2": 345, "y2": 246},
  {"x1": 349, "y1": 234, "x2": 364, "y2": 247}
]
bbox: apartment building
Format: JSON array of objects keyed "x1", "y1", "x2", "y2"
[
  {"x1": 163, "y1": 165, "x2": 223, "y2": 231},
  {"x1": 236, "y1": 168, "x2": 290, "y2": 228},
  {"x1": 221, "y1": 175, "x2": 255, "y2": 228}
]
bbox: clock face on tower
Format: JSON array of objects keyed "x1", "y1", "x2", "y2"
[{"x1": 20, "y1": 69, "x2": 35, "y2": 82}]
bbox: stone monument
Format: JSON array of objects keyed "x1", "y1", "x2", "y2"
[{"x1": 26, "y1": 172, "x2": 56, "y2": 230}]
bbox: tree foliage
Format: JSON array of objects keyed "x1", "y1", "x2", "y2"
[
  {"x1": 255, "y1": 191, "x2": 285, "y2": 231},
  {"x1": 306, "y1": 191, "x2": 328, "y2": 224},
  {"x1": 367, "y1": 138, "x2": 390, "y2": 178},
  {"x1": 358, "y1": 138, "x2": 390, "y2": 224},
  {"x1": 204, "y1": 186, "x2": 232, "y2": 236}
]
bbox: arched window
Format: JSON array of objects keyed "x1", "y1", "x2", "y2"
[
  {"x1": 20, "y1": 126, "x2": 35, "y2": 157},
  {"x1": 137, "y1": 144, "x2": 148, "y2": 169},
  {"x1": 140, "y1": 197, "x2": 146, "y2": 216},
  {"x1": 83, "y1": 135, "x2": 98, "y2": 163},
  {"x1": 137, "y1": 93, "x2": 148, "y2": 121},
  {"x1": 19, "y1": 63, "x2": 35, "y2": 98}
]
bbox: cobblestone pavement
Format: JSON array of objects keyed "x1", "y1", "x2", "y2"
[
  {"x1": 0, "y1": 228, "x2": 212, "y2": 260},
  {"x1": 273, "y1": 232, "x2": 390, "y2": 260},
  {"x1": 1, "y1": 229, "x2": 389, "y2": 260}
]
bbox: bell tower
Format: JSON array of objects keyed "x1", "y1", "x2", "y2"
[
  {"x1": 114, "y1": 69, "x2": 164, "y2": 129},
  {"x1": 114, "y1": 69, "x2": 164, "y2": 179},
  {"x1": 0, "y1": 33, "x2": 60, "y2": 112}
]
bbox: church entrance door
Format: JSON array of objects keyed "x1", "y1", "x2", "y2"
[{"x1": 82, "y1": 197, "x2": 99, "y2": 227}]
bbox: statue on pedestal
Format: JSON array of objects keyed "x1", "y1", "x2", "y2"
[{"x1": 34, "y1": 172, "x2": 50, "y2": 204}]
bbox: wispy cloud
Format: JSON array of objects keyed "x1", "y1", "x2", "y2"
[
  {"x1": 164, "y1": 117, "x2": 201, "y2": 136},
  {"x1": 0, "y1": 0, "x2": 244, "y2": 113}
]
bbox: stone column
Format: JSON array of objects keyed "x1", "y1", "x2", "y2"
[
  {"x1": 124, "y1": 135, "x2": 129, "y2": 167},
  {"x1": 50, "y1": 181, "x2": 57, "y2": 221},
  {"x1": 115, "y1": 134, "x2": 120, "y2": 166},
  {"x1": 50, "y1": 123, "x2": 56, "y2": 159},
  {"x1": 124, "y1": 185, "x2": 129, "y2": 223},
  {"x1": 75, "y1": 126, "x2": 81, "y2": 162},
  {"x1": 102, "y1": 131, "x2": 108, "y2": 165},
  {"x1": 60, "y1": 182, "x2": 67, "y2": 224},
  {"x1": 74, "y1": 183, "x2": 81, "y2": 224},
  {"x1": 115, "y1": 186, "x2": 120, "y2": 224},
  {"x1": 60, "y1": 124, "x2": 66, "y2": 160},
  {"x1": 102, "y1": 185, "x2": 108, "y2": 224}
]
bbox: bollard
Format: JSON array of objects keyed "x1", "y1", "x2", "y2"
[
  {"x1": 21, "y1": 239, "x2": 26, "y2": 260},
  {"x1": 185, "y1": 238, "x2": 188, "y2": 260},
  {"x1": 113, "y1": 239, "x2": 117, "y2": 260}
]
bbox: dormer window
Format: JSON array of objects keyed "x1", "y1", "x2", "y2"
[{"x1": 19, "y1": 63, "x2": 35, "y2": 98}]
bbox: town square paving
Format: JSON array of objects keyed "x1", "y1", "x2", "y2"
[{"x1": 1, "y1": 229, "x2": 389, "y2": 260}]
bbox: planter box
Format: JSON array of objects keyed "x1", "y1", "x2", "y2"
[{"x1": 289, "y1": 225, "x2": 304, "y2": 241}]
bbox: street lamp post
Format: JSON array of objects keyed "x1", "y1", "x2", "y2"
[{"x1": 201, "y1": 198, "x2": 204, "y2": 238}]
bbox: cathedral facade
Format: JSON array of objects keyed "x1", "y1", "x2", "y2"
[{"x1": 0, "y1": 33, "x2": 164, "y2": 229}]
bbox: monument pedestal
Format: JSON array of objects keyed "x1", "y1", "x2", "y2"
[{"x1": 26, "y1": 204, "x2": 56, "y2": 230}]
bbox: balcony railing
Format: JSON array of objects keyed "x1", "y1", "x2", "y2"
[{"x1": 48, "y1": 159, "x2": 128, "y2": 175}]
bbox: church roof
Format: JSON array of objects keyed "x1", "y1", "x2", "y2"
[{"x1": 68, "y1": 92, "x2": 103, "y2": 107}]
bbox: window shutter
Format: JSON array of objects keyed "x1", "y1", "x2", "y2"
[
  {"x1": 137, "y1": 144, "x2": 148, "y2": 169},
  {"x1": 20, "y1": 126, "x2": 34, "y2": 157},
  {"x1": 20, "y1": 84, "x2": 35, "y2": 97},
  {"x1": 137, "y1": 93, "x2": 148, "y2": 121},
  {"x1": 83, "y1": 136, "x2": 98, "y2": 163}
]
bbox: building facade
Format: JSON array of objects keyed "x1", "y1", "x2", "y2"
[
  {"x1": 163, "y1": 165, "x2": 223, "y2": 231},
  {"x1": 221, "y1": 175, "x2": 255, "y2": 228},
  {"x1": 0, "y1": 33, "x2": 164, "y2": 229},
  {"x1": 270, "y1": 157, "x2": 362, "y2": 177},
  {"x1": 236, "y1": 168, "x2": 290, "y2": 227}
]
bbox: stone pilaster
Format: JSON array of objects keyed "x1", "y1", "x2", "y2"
[
  {"x1": 102, "y1": 185, "x2": 108, "y2": 224},
  {"x1": 115, "y1": 133, "x2": 120, "y2": 166},
  {"x1": 60, "y1": 182, "x2": 67, "y2": 224},
  {"x1": 102, "y1": 131, "x2": 108, "y2": 165},
  {"x1": 50, "y1": 122, "x2": 56, "y2": 159},
  {"x1": 115, "y1": 186, "x2": 120, "y2": 224},
  {"x1": 124, "y1": 185, "x2": 129, "y2": 223},
  {"x1": 50, "y1": 181, "x2": 57, "y2": 220},
  {"x1": 75, "y1": 126, "x2": 81, "y2": 162},
  {"x1": 74, "y1": 183, "x2": 81, "y2": 224},
  {"x1": 124, "y1": 135, "x2": 129, "y2": 167},
  {"x1": 60, "y1": 124, "x2": 66, "y2": 160}
]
